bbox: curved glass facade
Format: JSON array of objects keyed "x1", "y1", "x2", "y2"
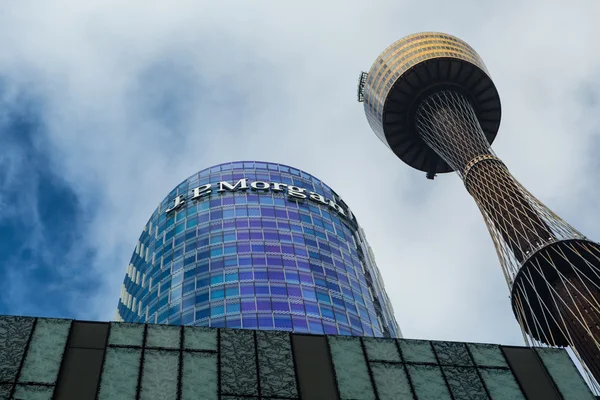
[{"x1": 116, "y1": 161, "x2": 400, "y2": 337}]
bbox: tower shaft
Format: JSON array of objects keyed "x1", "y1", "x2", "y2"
[
  {"x1": 416, "y1": 90, "x2": 554, "y2": 262},
  {"x1": 361, "y1": 31, "x2": 600, "y2": 387},
  {"x1": 415, "y1": 89, "x2": 600, "y2": 383},
  {"x1": 465, "y1": 159, "x2": 553, "y2": 262}
]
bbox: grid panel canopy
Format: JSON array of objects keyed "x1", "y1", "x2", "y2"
[{"x1": 0, "y1": 317, "x2": 594, "y2": 399}]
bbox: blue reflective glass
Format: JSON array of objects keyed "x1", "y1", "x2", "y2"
[
  {"x1": 197, "y1": 308, "x2": 209, "y2": 320},
  {"x1": 227, "y1": 303, "x2": 240, "y2": 314},
  {"x1": 211, "y1": 288, "x2": 224, "y2": 300},
  {"x1": 119, "y1": 162, "x2": 400, "y2": 338},
  {"x1": 211, "y1": 305, "x2": 224, "y2": 317},
  {"x1": 225, "y1": 286, "x2": 239, "y2": 298}
]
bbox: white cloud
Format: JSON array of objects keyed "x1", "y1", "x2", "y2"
[{"x1": 0, "y1": 0, "x2": 599, "y2": 359}]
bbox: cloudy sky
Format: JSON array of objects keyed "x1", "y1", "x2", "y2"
[{"x1": 1, "y1": 0, "x2": 599, "y2": 354}]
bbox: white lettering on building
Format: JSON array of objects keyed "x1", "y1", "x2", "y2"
[{"x1": 165, "y1": 179, "x2": 351, "y2": 219}]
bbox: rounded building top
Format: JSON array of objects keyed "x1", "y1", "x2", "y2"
[
  {"x1": 117, "y1": 161, "x2": 401, "y2": 338},
  {"x1": 361, "y1": 32, "x2": 501, "y2": 175}
]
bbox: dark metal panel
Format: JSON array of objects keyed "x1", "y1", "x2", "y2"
[
  {"x1": 54, "y1": 348, "x2": 105, "y2": 400},
  {"x1": 291, "y1": 334, "x2": 339, "y2": 400},
  {"x1": 502, "y1": 346, "x2": 561, "y2": 400},
  {"x1": 68, "y1": 322, "x2": 109, "y2": 349}
]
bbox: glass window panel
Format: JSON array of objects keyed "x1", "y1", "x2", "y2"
[
  {"x1": 98, "y1": 348, "x2": 141, "y2": 400},
  {"x1": 407, "y1": 364, "x2": 451, "y2": 400},
  {"x1": 535, "y1": 348, "x2": 595, "y2": 400},
  {"x1": 108, "y1": 322, "x2": 144, "y2": 347},
  {"x1": 467, "y1": 343, "x2": 507, "y2": 367},
  {"x1": 478, "y1": 368, "x2": 524, "y2": 400},
  {"x1": 140, "y1": 349, "x2": 179, "y2": 400},
  {"x1": 432, "y1": 341, "x2": 472, "y2": 366},
  {"x1": 181, "y1": 352, "x2": 217, "y2": 400},
  {"x1": 13, "y1": 385, "x2": 53, "y2": 400},
  {"x1": 442, "y1": 366, "x2": 487, "y2": 399},
  {"x1": 211, "y1": 305, "x2": 225, "y2": 317},
  {"x1": 0, "y1": 385, "x2": 10, "y2": 398},
  {"x1": 256, "y1": 331, "x2": 297, "y2": 398},
  {"x1": 328, "y1": 336, "x2": 374, "y2": 400},
  {"x1": 274, "y1": 315, "x2": 293, "y2": 330},
  {"x1": 243, "y1": 316, "x2": 258, "y2": 329},
  {"x1": 258, "y1": 316, "x2": 274, "y2": 329},
  {"x1": 227, "y1": 302, "x2": 240, "y2": 314},
  {"x1": 19, "y1": 319, "x2": 70, "y2": 384},
  {"x1": 371, "y1": 363, "x2": 413, "y2": 400},
  {"x1": 399, "y1": 339, "x2": 436, "y2": 363},
  {"x1": 220, "y1": 329, "x2": 258, "y2": 396},
  {"x1": 0, "y1": 316, "x2": 35, "y2": 382},
  {"x1": 363, "y1": 337, "x2": 401, "y2": 362},
  {"x1": 146, "y1": 325, "x2": 180, "y2": 349}
]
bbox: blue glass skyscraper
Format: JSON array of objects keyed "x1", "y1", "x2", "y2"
[{"x1": 116, "y1": 161, "x2": 400, "y2": 337}]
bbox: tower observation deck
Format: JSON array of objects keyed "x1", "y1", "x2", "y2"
[{"x1": 359, "y1": 32, "x2": 600, "y2": 385}]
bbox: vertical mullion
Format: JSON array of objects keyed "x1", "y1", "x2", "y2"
[
  {"x1": 431, "y1": 342, "x2": 456, "y2": 400},
  {"x1": 288, "y1": 332, "x2": 302, "y2": 400},
  {"x1": 51, "y1": 320, "x2": 74, "y2": 400},
  {"x1": 9, "y1": 317, "x2": 38, "y2": 398},
  {"x1": 464, "y1": 345, "x2": 492, "y2": 399},
  {"x1": 359, "y1": 338, "x2": 380, "y2": 400},
  {"x1": 324, "y1": 336, "x2": 342, "y2": 400},
  {"x1": 135, "y1": 324, "x2": 149, "y2": 400},
  {"x1": 395, "y1": 339, "x2": 417, "y2": 400},
  {"x1": 217, "y1": 329, "x2": 222, "y2": 400},
  {"x1": 254, "y1": 330, "x2": 262, "y2": 398},
  {"x1": 176, "y1": 325, "x2": 184, "y2": 400}
]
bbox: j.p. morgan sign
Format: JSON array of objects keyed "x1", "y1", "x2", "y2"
[{"x1": 165, "y1": 178, "x2": 352, "y2": 219}]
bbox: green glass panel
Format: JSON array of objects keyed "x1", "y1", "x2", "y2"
[
  {"x1": 181, "y1": 352, "x2": 217, "y2": 400},
  {"x1": 442, "y1": 366, "x2": 488, "y2": 399},
  {"x1": 220, "y1": 329, "x2": 258, "y2": 396},
  {"x1": 0, "y1": 316, "x2": 34, "y2": 382},
  {"x1": 363, "y1": 337, "x2": 401, "y2": 362},
  {"x1": 535, "y1": 348, "x2": 595, "y2": 400},
  {"x1": 108, "y1": 323, "x2": 144, "y2": 347},
  {"x1": 371, "y1": 363, "x2": 412, "y2": 400},
  {"x1": 256, "y1": 331, "x2": 298, "y2": 398},
  {"x1": 328, "y1": 336, "x2": 374, "y2": 400},
  {"x1": 467, "y1": 343, "x2": 507, "y2": 367},
  {"x1": 183, "y1": 326, "x2": 217, "y2": 351},
  {"x1": 0, "y1": 384, "x2": 11, "y2": 399},
  {"x1": 146, "y1": 325, "x2": 180, "y2": 349},
  {"x1": 399, "y1": 339, "x2": 436, "y2": 363},
  {"x1": 221, "y1": 397, "x2": 257, "y2": 400},
  {"x1": 432, "y1": 341, "x2": 472, "y2": 366},
  {"x1": 13, "y1": 385, "x2": 53, "y2": 400},
  {"x1": 407, "y1": 364, "x2": 451, "y2": 400},
  {"x1": 140, "y1": 349, "x2": 179, "y2": 400},
  {"x1": 221, "y1": 398, "x2": 290, "y2": 400},
  {"x1": 479, "y1": 368, "x2": 525, "y2": 400},
  {"x1": 19, "y1": 319, "x2": 70, "y2": 384},
  {"x1": 98, "y1": 347, "x2": 141, "y2": 400}
]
